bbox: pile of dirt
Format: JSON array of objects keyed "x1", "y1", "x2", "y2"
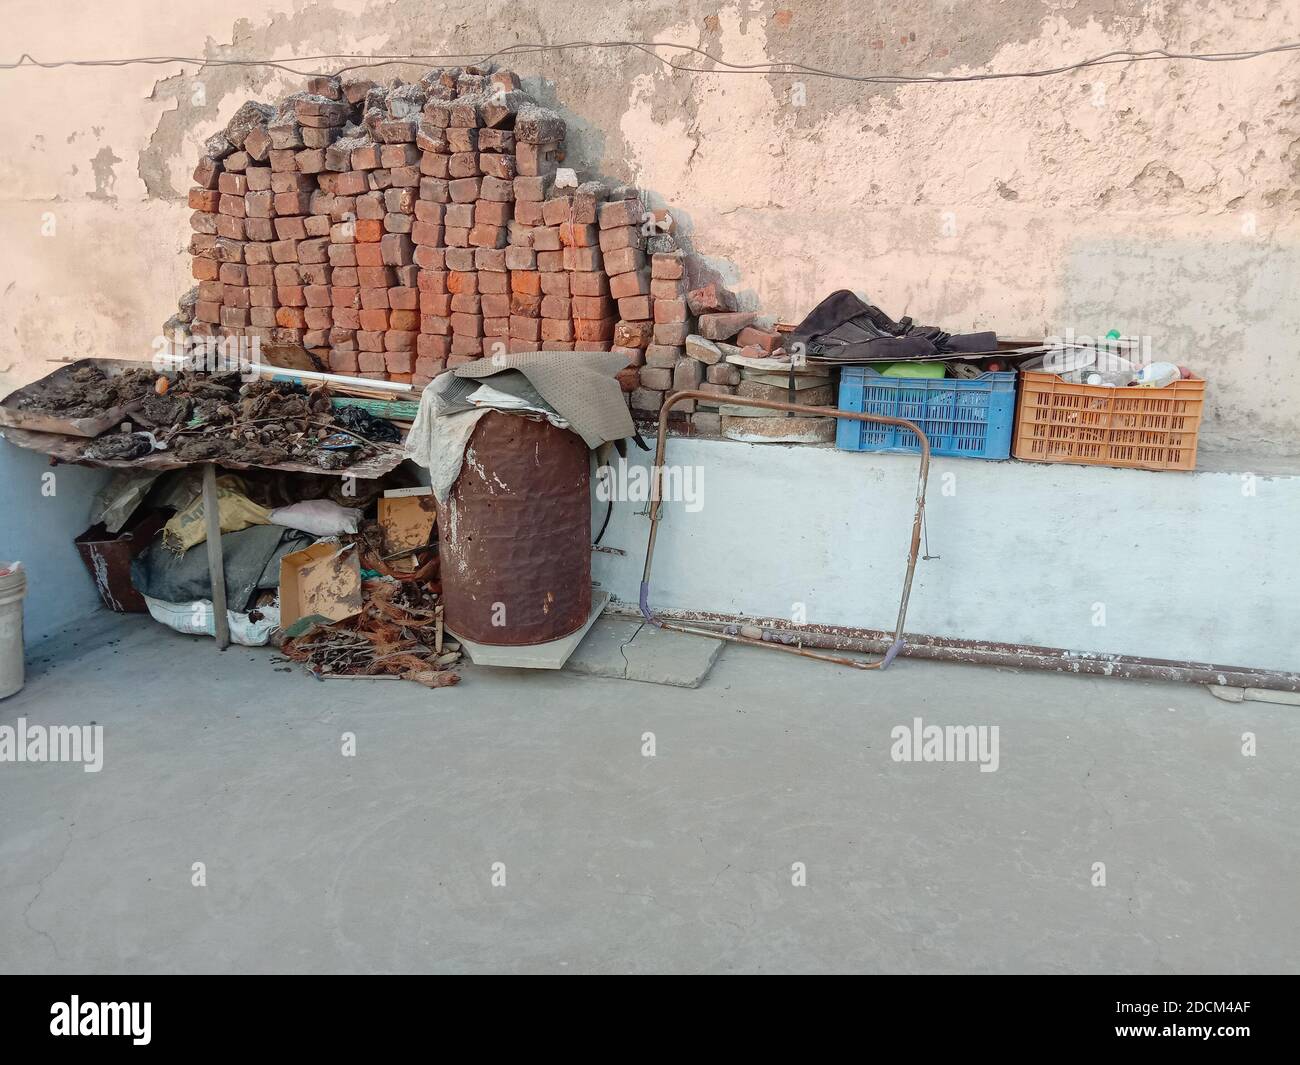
[
  {"x1": 13, "y1": 364, "x2": 156, "y2": 418},
  {"x1": 73, "y1": 371, "x2": 399, "y2": 469},
  {"x1": 81, "y1": 433, "x2": 157, "y2": 461}
]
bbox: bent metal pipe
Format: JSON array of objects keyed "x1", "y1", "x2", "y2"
[{"x1": 638, "y1": 390, "x2": 932, "y2": 671}]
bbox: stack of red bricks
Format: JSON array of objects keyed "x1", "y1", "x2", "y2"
[
  {"x1": 301, "y1": 78, "x2": 427, "y2": 381},
  {"x1": 685, "y1": 284, "x2": 754, "y2": 415},
  {"x1": 180, "y1": 67, "x2": 782, "y2": 436},
  {"x1": 181, "y1": 68, "x2": 643, "y2": 390},
  {"x1": 517, "y1": 179, "x2": 611, "y2": 357},
  {"x1": 415, "y1": 68, "x2": 525, "y2": 379},
  {"x1": 600, "y1": 193, "x2": 657, "y2": 396},
  {"x1": 187, "y1": 84, "x2": 355, "y2": 350},
  {"x1": 629, "y1": 244, "x2": 708, "y2": 416}
]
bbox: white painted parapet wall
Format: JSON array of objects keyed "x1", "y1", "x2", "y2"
[{"x1": 591, "y1": 439, "x2": 1299, "y2": 675}]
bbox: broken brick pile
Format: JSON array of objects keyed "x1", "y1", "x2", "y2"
[{"x1": 176, "y1": 66, "x2": 788, "y2": 433}]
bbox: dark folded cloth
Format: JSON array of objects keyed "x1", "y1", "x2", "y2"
[
  {"x1": 944, "y1": 330, "x2": 999, "y2": 354},
  {"x1": 788, "y1": 290, "x2": 997, "y2": 362}
]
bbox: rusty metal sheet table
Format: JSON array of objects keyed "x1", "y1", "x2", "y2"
[{"x1": 1, "y1": 424, "x2": 406, "y2": 651}]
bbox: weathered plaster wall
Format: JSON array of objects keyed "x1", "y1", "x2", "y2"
[{"x1": 1, "y1": 0, "x2": 1298, "y2": 456}]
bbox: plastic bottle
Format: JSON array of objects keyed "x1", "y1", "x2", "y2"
[{"x1": 1135, "y1": 362, "x2": 1181, "y2": 388}]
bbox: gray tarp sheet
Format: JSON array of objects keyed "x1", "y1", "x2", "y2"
[{"x1": 131, "y1": 524, "x2": 311, "y2": 611}]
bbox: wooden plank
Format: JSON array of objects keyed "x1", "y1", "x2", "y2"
[{"x1": 201, "y1": 463, "x2": 230, "y2": 651}]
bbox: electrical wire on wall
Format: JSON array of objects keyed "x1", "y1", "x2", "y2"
[{"x1": 2, "y1": 38, "x2": 1299, "y2": 83}]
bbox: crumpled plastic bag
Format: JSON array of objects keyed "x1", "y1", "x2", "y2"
[
  {"x1": 268, "y1": 499, "x2": 363, "y2": 537},
  {"x1": 143, "y1": 595, "x2": 280, "y2": 646},
  {"x1": 90, "y1": 470, "x2": 163, "y2": 534}
]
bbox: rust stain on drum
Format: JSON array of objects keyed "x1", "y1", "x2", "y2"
[{"x1": 439, "y1": 412, "x2": 591, "y2": 645}]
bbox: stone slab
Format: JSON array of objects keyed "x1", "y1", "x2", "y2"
[{"x1": 564, "y1": 614, "x2": 724, "y2": 688}]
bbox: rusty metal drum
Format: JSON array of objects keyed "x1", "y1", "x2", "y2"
[{"x1": 439, "y1": 411, "x2": 591, "y2": 645}]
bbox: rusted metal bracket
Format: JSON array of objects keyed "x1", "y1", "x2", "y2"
[{"x1": 638, "y1": 390, "x2": 932, "y2": 671}]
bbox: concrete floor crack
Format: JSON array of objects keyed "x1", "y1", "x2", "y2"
[
  {"x1": 618, "y1": 621, "x2": 645, "y2": 677},
  {"x1": 23, "y1": 828, "x2": 75, "y2": 961}
]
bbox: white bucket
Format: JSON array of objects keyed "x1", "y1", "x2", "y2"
[{"x1": 0, "y1": 563, "x2": 27, "y2": 700}]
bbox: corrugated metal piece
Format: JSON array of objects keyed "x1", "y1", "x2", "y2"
[{"x1": 439, "y1": 412, "x2": 591, "y2": 645}]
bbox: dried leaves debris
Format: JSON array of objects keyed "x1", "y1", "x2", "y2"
[{"x1": 279, "y1": 577, "x2": 460, "y2": 688}]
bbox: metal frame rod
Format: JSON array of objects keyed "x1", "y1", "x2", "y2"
[
  {"x1": 638, "y1": 390, "x2": 931, "y2": 670},
  {"x1": 607, "y1": 602, "x2": 1300, "y2": 692}
]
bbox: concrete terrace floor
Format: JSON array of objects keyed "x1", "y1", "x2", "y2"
[{"x1": 1, "y1": 611, "x2": 1296, "y2": 975}]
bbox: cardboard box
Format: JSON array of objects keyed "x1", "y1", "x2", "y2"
[
  {"x1": 279, "y1": 542, "x2": 362, "y2": 629},
  {"x1": 378, "y1": 488, "x2": 436, "y2": 574}
]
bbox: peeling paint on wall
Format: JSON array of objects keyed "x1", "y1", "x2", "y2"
[
  {"x1": 2, "y1": 0, "x2": 1299, "y2": 455},
  {"x1": 88, "y1": 146, "x2": 122, "y2": 201}
]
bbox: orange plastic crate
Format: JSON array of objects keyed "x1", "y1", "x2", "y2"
[{"x1": 1012, "y1": 370, "x2": 1205, "y2": 471}]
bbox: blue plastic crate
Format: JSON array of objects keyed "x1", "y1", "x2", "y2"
[{"x1": 835, "y1": 367, "x2": 1016, "y2": 459}]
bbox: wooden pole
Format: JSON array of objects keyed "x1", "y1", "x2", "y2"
[{"x1": 202, "y1": 463, "x2": 230, "y2": 651}]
